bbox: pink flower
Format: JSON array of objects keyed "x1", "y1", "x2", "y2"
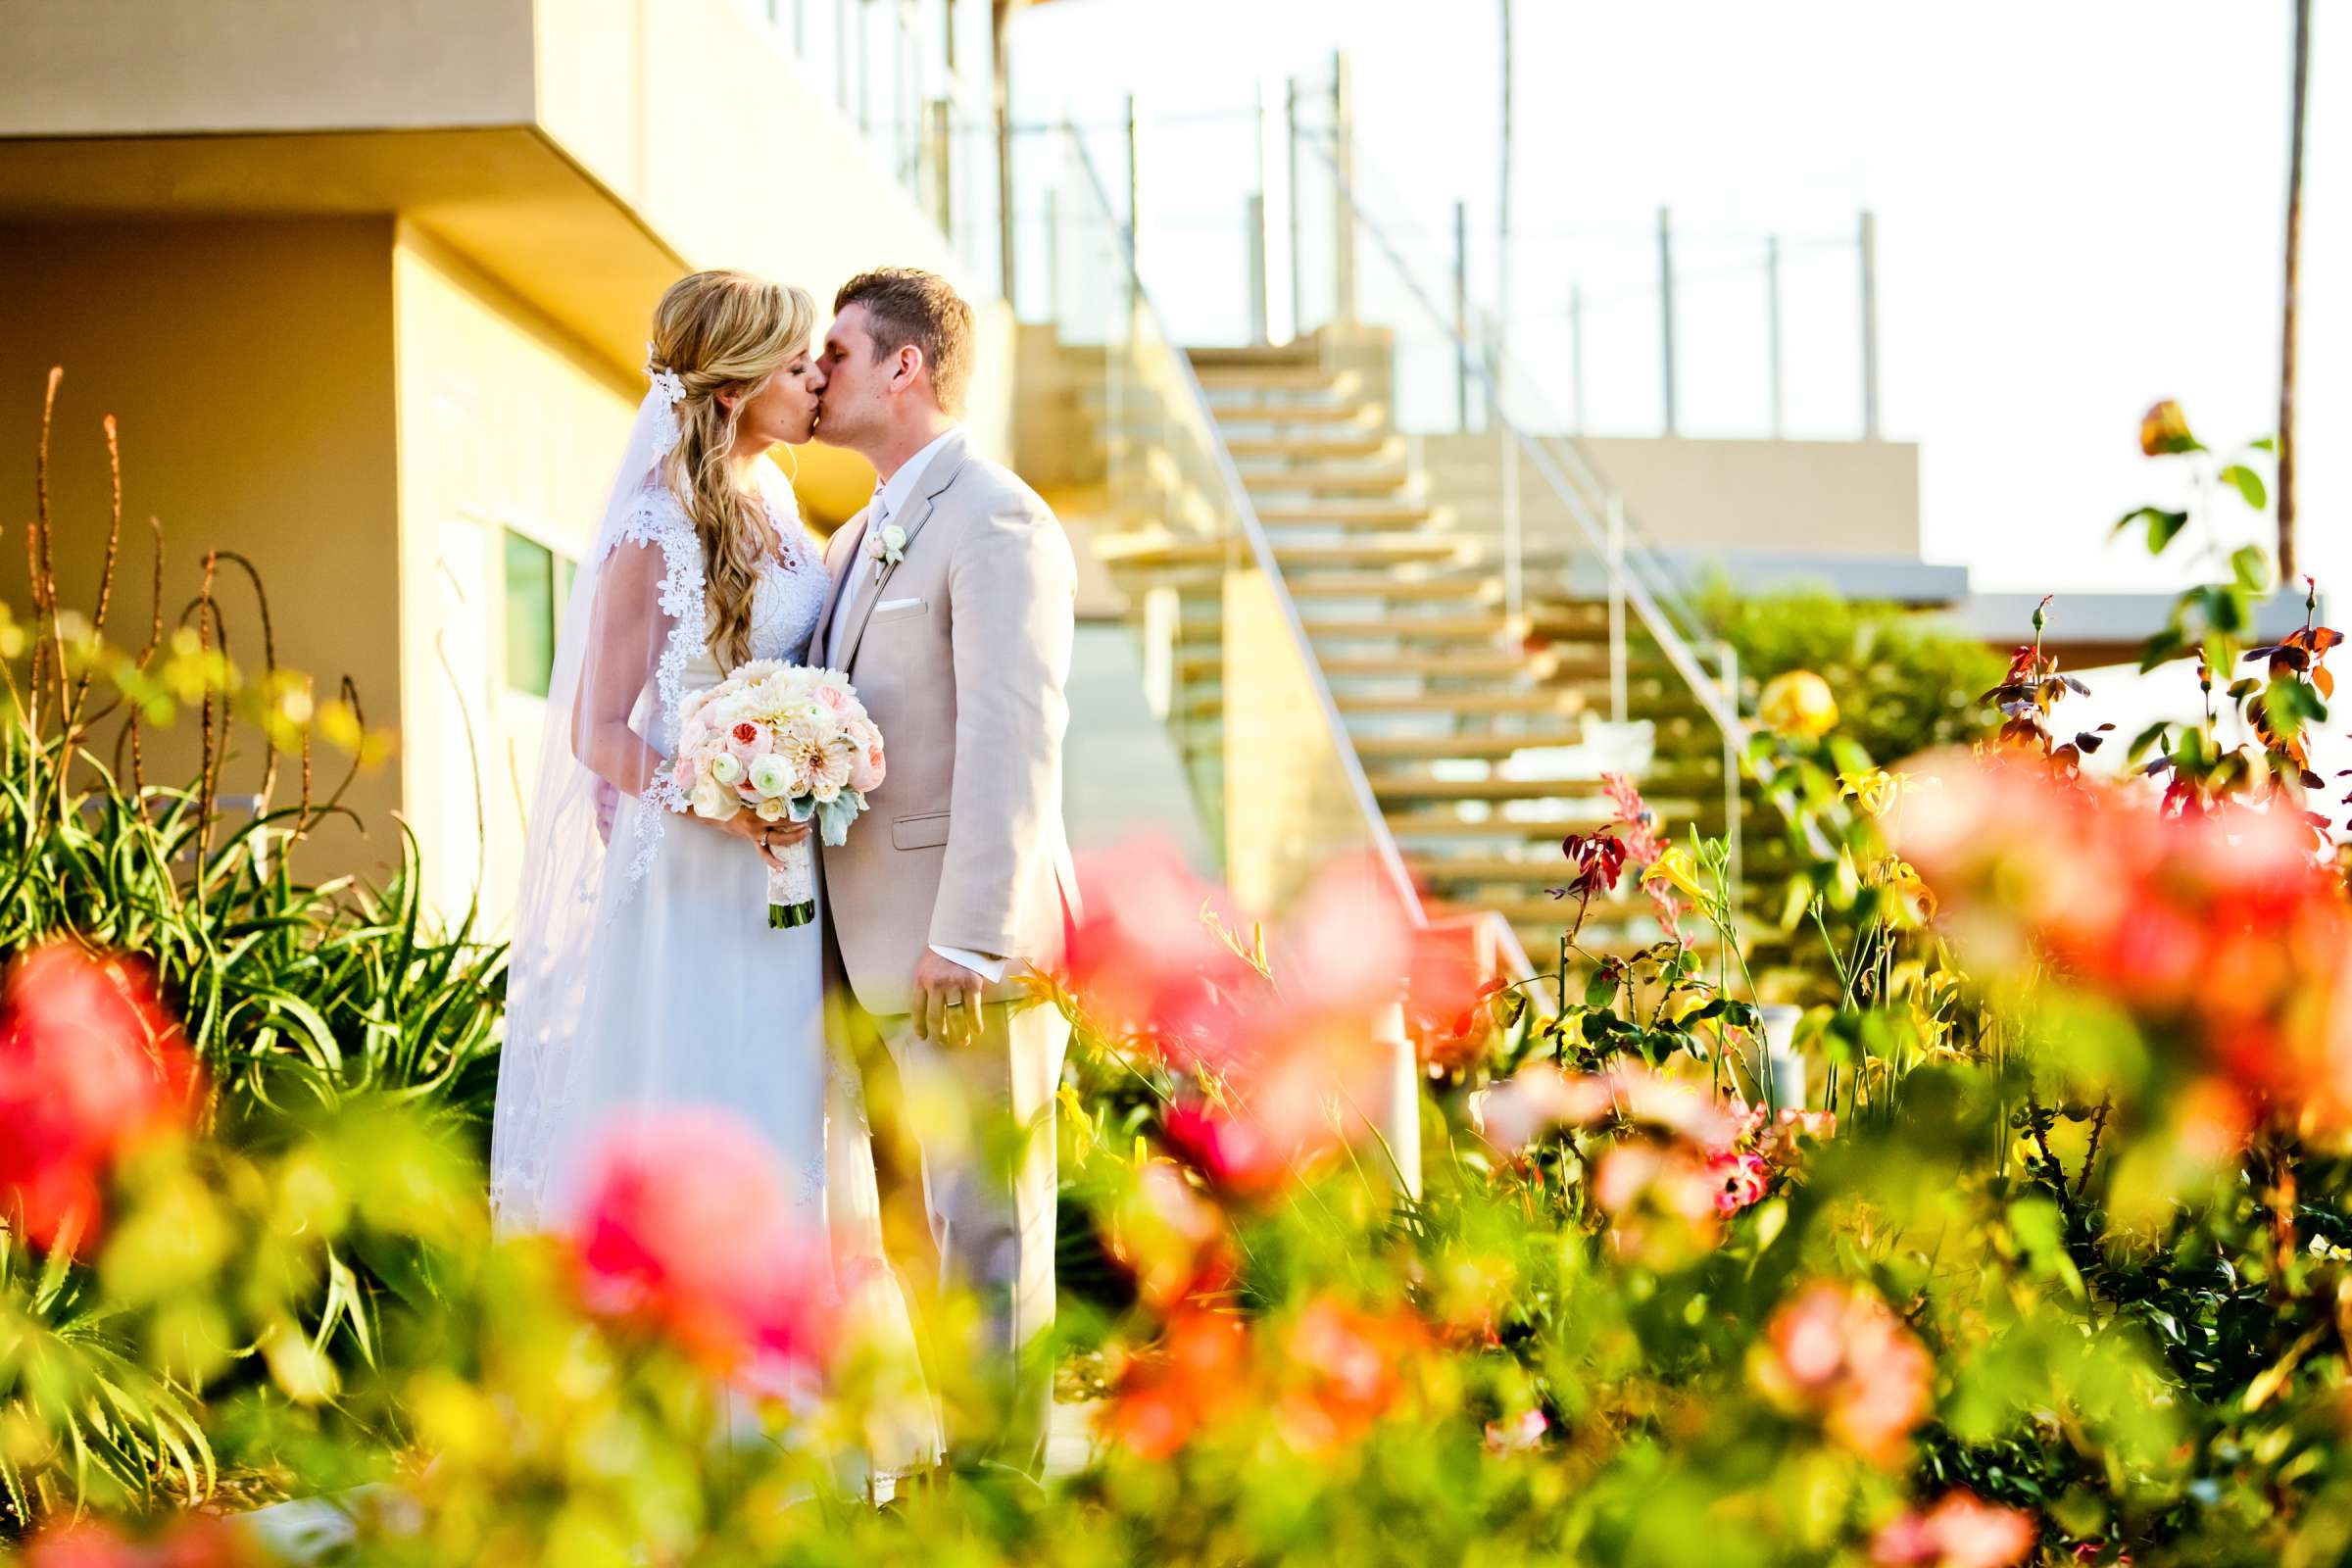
[
  {"x1": 849, "y1": 742, "x2": 886, "y2": 793},
  {"x1": 726, "y1": 720, "x2": 772, "y2": 765},
  {"x1": 571, "y1": 1110, "x2": 840, "y2": 1396},
  {"x1": 1707, "y1": 1150, "x2": 1771, "y2": 1214},
  {"x1": 1591, "y1": 1142, "x2": 1723, "y2": 1267},
  {"x1": 1485, "y1": 1408, "x2": 1549, "y2": 1451},
  {"x1": 1752, "y1": 1281, "x2": 1935, "y2": 1466},
  {"x1": 1872, "y1": 1492, "x2": 2036, "y2": 1568},
  {"x1": 813, "y1": 683, "x2": 851, "y2": 711}
]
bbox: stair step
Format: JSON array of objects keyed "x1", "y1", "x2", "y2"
[
  {"x1": 1302, "y1": 612, "x2": 1526, "y2": 641},
  {"x1": 1371, "y1": 770, "x2": 1722, "y2": 805},
  {"x1": 1352, "y1": 728, "x2": 1587, "y2": 760},
  {"x1": 1181, "y1": 649, "x2": 1545, "y2": 683},
  {"x1": 1335, "y1": 689, "x2": 1584, "y2": 717},
  {"x1": 1241, "y1": 467, "x2": 1418, "y2": 498},
  {"x1": 1186, "y1": 343, "x2": 1323, "y2": 368},
  {"x1": 1099, "y1": 535, "x2": 1468, "y2": 571},
  {"x1": 1211, "y1": 402, "x2": 1386, "y2": 427},
  {"x1": 1410, "y1": 854, "x2": 1710, "y2": 888},
  {"x1": 1227, "y1": 432, "x2": 1396, "y2": 462},
  {"x1": 1255, "y1": 503, "x2": 1450, "y2": 530},
  {"x1": 1282, "y1": 575, "x2": 1502, "y2": 603},
  {"x1": 1194, "y1": 365, "x2": 1359, "y2": 395}
]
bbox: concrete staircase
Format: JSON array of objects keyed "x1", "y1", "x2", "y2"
[{"x1": 1089, "y1": 337, "x2": 1744, "y2": 961}]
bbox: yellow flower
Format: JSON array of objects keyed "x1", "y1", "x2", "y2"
[
  {"x1": 1758, "y1": 670, "x2": 1838, "y2": 741},
  {"x1": 1642, "y1": 846, "x2": 1709, "y2": 906},
  {"x1": 2139, "y1": 398, "x2": 2196, "y2": 456},
  {"x1": 1839, "y1": 767, "x2": 1902, "y2": 818}
]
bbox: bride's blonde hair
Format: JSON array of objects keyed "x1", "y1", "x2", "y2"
[{"x1": 650, "y1": 270, "x2": 817, "y2": 669}]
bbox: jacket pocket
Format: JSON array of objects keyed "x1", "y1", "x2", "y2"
[
  {"x1": 891, "y1": 811, "x2": 951, "y2": 850},
  {"x1": 868, "y1": 598, "x2": 930, "y2": 623}
]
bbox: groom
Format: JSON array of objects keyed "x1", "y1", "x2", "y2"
[{"x1": 808, "y1": 268, "x2": 1078, "y2": 1474}]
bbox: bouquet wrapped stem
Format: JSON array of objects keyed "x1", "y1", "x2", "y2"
[{"x1": 768, "y1": 840, "x2": 816, "y2": 929}]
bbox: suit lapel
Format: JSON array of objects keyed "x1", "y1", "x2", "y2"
[
  {"x1": 811, "y1": 507, "x2": 871, "y2": 669},
  {"x1": 834, "y1": 430, "x2": 971, "y2": 673}
]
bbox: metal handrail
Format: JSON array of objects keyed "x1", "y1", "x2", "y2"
[{"x1": 1058, "y1": 125, "x2": 1437, "y2": 936}]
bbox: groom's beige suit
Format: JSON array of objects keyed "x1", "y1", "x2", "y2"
[{"x1": 810, "y1": 425, "x2": 1077, "y2": 1470}]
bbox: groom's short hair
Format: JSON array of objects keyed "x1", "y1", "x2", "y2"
[{"x1": 834, "y1": 268, "x2": 974, "y2": 416}]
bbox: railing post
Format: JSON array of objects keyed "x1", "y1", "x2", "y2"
[
  {"x1": 1452, "y1": 199, "x2": 1472, "y2": 433},
  {"x1": 927, "y1": 96, "x2": 953, "y2": 236},
  {"x1": 1859, "y1": 209, "x2": 1882, "y2": 441},
  {"x1": 1331, "y1": 50, "x2": 1357, "y2": 326},
  {"x1": 1286, "y1": 74, "x2": 1305, "y2": 335},
  {"x1": 1246, "y1": 192, "x2": 1269, "y2": 345},
  {"x1": 1766, "y1": 233, "x2": 1785, "y2": 439},
  {"x1": 1370, "y1": 998, "x2": 1422, "y2": 1198},
  {"x1": 1125, "y1": 93, "x2": 1144, "y2": 277},
  {"x1": 1606, "y1": 492, "x2": 1629, "y2": 727},
  {"x1": 1719, "y1": 639, "x2": 1742, "y2": 902},
  {"x1": 1500, "y1": 386, "x2": 1523, "y2": 624},
  {"x1": 1657, "y1": 205, "x2": 1678, "y2": 436},
  {"x1": 1569, "y1": 280, "x2": 1587, "y2": 432}
]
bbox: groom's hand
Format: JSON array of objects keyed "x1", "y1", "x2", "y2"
[{"x1": 911, "y1": 949, "x2": 985, "y2": 1047}]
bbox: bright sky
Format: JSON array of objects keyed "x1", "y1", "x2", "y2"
[{"x1": 1011, "y1": 0, "x2": 2343, "y2": 601}]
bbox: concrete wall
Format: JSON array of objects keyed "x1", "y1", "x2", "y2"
[
  {"x1": 1420, "y1": 431, "x2": 1923, "y2": 564},
  {"x1": 391, "y1": 222, "x2": 639, "y2": 923},
  {"x1": 0, "y1": 0, "x2": 535, "y2": 134},
  {"x1": 0, "y1": 216, "x2": 402, "y2": 880}
]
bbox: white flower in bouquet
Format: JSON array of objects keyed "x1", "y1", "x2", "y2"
[
  {"x1": 746, "y1": 755, "x2": 793, "y2": 799},
  {"x1": 708, "y1": 753, "x2": 744, "y2": 788},
  {"x1": 689, "y1": 778, "x2": 738, "y2": 820}
]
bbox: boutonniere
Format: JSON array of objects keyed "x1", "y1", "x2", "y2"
[{"x1": 864, "y1": 522, "x2": 907, "y2": 570}]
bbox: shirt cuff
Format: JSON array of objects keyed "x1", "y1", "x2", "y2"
[{"x1": 929, "y1": 944, "x2": 1007, "y2": 984}]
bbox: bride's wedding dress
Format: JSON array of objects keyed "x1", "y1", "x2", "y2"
[{"x1": 490, "y1": 372, "x2": 937, "y2": 1485}]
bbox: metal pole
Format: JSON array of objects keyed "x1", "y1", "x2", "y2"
[
  {"x1": 793, "y1": 0, "x2": 805, "y2": 55},
  {"x1": 1453, "y1": 200, "x2": 1471, "y2": 432},
  {"x1": 1766, "y1": 234, "x2": 1785, "y2": 438},
  {"x1": 1719, "y1": 640, "x2": 1741, "y2": 902},
  {"x1": 1125, "y1": 93, "x2": 1142, "y2": 277},
  {"x1": 993, "y1": 0, "x2": 1015, "y2": 307},
  {"x1": 1859, "y1": 209, "x2": 1881, "y2": 440},
  {"x1": 836, "y1": 0, "x2": 851, "y2": 109},
  {"x1": 1657, "y1": 206, "x2": 1678, "y2": 436},
  {"x1": 1501, "y1": 393, "x2": 1523, "y2": 624},
  {"x1": 1253, "y1": 76, "x2": 1277, "y2": 343},
  {"x1": 1246, "y1": 193, "x2": 1269, "y2": 344},
  {"x1": 1332, "y1": 50, "x2": 1357, "y2": 325},
  {"x1": 1496, "y1": 0, "x2": 1513, "y2": 420},
  {"x1": 1569, "y1": 281, "x2": 1586, "y2": 432},
  {"x1": 1044, "y1": 184, "x2": 1061, "y2": 325},
  {"x1": 929, "y1": 96, "x2": 953, "y2": 236},
  {"x1": 855, "y1": 0, "x2": 870, "y2": 135},
  {"x1": 1286, "y1": 75, "x2": 1305, "y2": 335},
  {"x1": 1606, "y1": 493, "x2": 1629, "y2": 726}
]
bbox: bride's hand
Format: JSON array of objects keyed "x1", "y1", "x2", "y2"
[{"x1": 700, "y1": 808, "x2": 812, "y2": 870}]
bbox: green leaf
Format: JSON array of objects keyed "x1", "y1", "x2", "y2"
[
  {"x1": 2230, "y1": 544, "x2": 2275, "y2": 596},
  {"x1": 2114, "y1": 507, "x2": 2190, "y2": 555},
  {"x1": 2220, "y1": 464, "x2": 2270, "y2": 511},
  {"x1": 1583, "y1": 967, "x2": 1619, "y2": 1010},
  {"x1": 2250, "y1": 436, "x2": 2278, "y2": 453}
]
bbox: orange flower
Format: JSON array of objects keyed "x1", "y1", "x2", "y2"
[
  {"x1": 1107, "y1": 1306, "x2": 1250, "y2": 1459},
  {"x1": 2138, "y1": 398, "x2": 2196, "y2": 456},
  {"x1": 1273, "y1": 1297, "x2": 1428, "y2": 1451},
  {"x1": 1751, "y1": 1281, "x2": 1935, "y2": 1466}
]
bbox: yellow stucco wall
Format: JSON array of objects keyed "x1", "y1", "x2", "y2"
[
  {"x1": 392, "y1": 222, "x2": 639, "y2": 925},
  {"x1": 0, "y1": 215, "x2": 404, "y2": 882}
]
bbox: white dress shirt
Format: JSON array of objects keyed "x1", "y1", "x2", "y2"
[{"x1": 828, "y1": 427, "x2": 1004, "y2": 987}]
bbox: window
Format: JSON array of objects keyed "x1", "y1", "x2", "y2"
[{"x1": 503, "y1": 528, "x2": 567, "y2": 698}]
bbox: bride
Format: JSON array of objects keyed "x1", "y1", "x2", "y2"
[{"x1": 489, "y1": 270, "x2": 935, "y2": 1479}]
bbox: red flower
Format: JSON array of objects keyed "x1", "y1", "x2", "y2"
[
  {"x1": 1897, "y1": 755, "x2": 2352, "y2": 1131},
  {"x1": 1872, "y1": 1492, "x2": 2036, "y2": 1568},
  {"x1": 1706, "y1": 1150, "x2": 1772, "y2": 1214},
  {"x1": 571, "y1": 1110, "x2": 839, "y2": 1396},
  {"x1": 0, "y1": 945, "x2": 198, "y2": 1254},
  {"x1": 1752, "y1": 1281, "x2": 1935, "y2": 1466},
  {"x1": 22, "y1": 1517, "x2": 256, "y2": 1568}
]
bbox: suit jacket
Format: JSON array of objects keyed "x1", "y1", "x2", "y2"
[{"x1": 811, "y1": 428, "x2": 1079, "y2": 1018}]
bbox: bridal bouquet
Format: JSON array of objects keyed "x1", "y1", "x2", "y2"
[{"x1": 670, "y1": 662, "x2": 886, "y2": 929}]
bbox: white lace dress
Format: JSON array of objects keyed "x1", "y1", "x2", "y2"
[{"x1": 521, "y1": 468, "x2": 938, "y2": 1478}]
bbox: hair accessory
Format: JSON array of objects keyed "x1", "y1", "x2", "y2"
[{"x1": 644, "y1": 343, "x2": 685, "y2": 408}]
